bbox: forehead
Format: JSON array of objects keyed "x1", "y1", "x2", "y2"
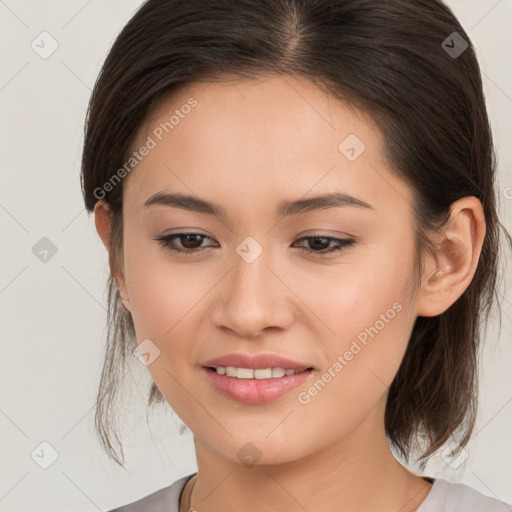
[
  {"x1": 141, "y1": 74, "x2": 375, "y2": 150},
  {"x1": 124, "y1": 75, "x2": 413, "y2": 221}
]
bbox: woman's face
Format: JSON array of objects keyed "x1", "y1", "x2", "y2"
[{"x1": 112, "y1": 75, "x2": 424, "y2": 465}]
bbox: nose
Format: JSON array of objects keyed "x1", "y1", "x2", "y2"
[{"x1": 211, "y1": 249, "x2": 295, "y2": 339}]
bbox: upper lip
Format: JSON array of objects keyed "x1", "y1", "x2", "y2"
[{"x1": 202, "y1": 352, "x2": 313, "y2": 371}]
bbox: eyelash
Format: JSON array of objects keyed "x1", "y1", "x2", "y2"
[{"x1": 154, "y1": 232, "x2": 356, "y2": 257}]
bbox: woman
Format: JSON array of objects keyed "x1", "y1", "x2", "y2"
[{"x1": 81, "y1": 0, "x2": 512, "y2": 511}]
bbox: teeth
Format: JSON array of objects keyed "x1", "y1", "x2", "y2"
[
  {"x1": 215, "y1": 366, "x2": 305, "y2": 379},
  {"x1": 272, "y1": 367, "x2": 285, "y2": 378},
  {"x1": 254, "y1": 368, "x2": 271, "y2": 379}
]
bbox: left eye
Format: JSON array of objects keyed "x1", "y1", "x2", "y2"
[
  {"x1": 154, "y1": 233, "x2": 356, "y2": 256},
  {"x1": 293, "y1": 235, "x2": 356, "y2": 255}
]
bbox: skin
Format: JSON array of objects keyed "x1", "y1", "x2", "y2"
[{"x1": 95, "y1": 75, "x2": 486, "y2": 512}]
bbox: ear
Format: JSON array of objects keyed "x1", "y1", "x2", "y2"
[
  {"x1": 415, "y1": 196, "x2": 486, "y2": 318},
  {"x1": 94, "y1": 200, "x2": 132, "y2": 313}
]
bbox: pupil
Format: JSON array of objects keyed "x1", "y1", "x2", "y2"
[
  {"x1": 310, "y1": 237, "x2": 329, "y2": 250},
  {"x1": 182, "y1": 234, "x2": 202, "y2": 249}
]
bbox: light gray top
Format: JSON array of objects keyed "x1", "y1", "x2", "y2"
[{"x1": 106, "y1": 473, "x2": 512, "y2": 512}]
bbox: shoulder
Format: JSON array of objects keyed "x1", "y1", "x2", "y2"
[
  {"x1": 444, "y1": 480, "x2": 512, "y2": 511},
  {"x1": 105, "y1": 473, "x2": 196, "y2": 512},
  {"x1": 419, "y1": 477, "x2": 511, "y2": 512}
]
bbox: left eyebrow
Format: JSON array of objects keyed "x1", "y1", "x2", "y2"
[
  {"x1": 143, "y1": 191, "x2": 375, "y2": 218},
  {"x1": 277, "y1": 192, "x2": 375, "y2": 216}
]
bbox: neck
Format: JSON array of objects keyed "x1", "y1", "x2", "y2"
[{"x1": 187, "y1": 399, "x2": 432, "y2": 512}]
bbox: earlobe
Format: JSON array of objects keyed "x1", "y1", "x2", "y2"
[
  {"x1": 94, "y1": 200, "x2": 112, "y2": 251},
  {"x1": 416, "y1": 196, "x2": 486, "y2": 318},
  {"x1": 93, "y1": 200, "x2": 132, "y2": 313},
  {"x1": 116, "y1": 285, "x2": 132, "y2": 313}
]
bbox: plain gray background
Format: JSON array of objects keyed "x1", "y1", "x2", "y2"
[{"x1": 0, "y1": 1, "x2": 511, "y2": 510}]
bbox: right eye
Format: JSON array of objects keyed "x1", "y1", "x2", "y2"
[{"x1": 154, "y1": 232, "x2": 217, "y2": 255}]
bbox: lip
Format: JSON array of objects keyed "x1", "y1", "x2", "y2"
[
  {"x1": 202, "y1": 367, "x2": 314, "y2": 404},
  {"x1": 201, "y1": 352, "x2": 315, "y2": 405},
  {"x1": 202, "y1": 352, "x2": 314, "y2": 371}
]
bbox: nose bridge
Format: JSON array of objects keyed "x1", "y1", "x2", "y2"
[
  {"x1": 232, "y1": 244, "x2": 273, "y2": 301},
  {"x1": 212, "y1": 239, "x2": 294, "y2": 337}
]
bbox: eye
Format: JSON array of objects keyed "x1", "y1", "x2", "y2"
[
  {"x1": 154, "y1": 232, "x2": 216, "y2": 254},
  {"x1": 154, "y1": 232, "x2": 356, "y2": 256},
  {"x1": 292, "y1": 234, "x2": 356, "y2": 256}
]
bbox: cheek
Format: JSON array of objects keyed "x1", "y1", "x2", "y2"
[
  {"x1": 293, "y1": 301, "x2": 411, "y2": 446},
  {"x1": 292, "y1": 253, "x2": 414, "y2": 408},
  {"x1": 122, "y1": 231, "x2": 205, "y2": 338},
  {"x1": 285, "y1": 244, "x2": 413, "y2": 348},
  {"x1": 121, "y1": 242, "x2": 205, "y2": 419}
]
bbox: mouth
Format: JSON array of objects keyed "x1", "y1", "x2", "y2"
[
  {"x1": 205, "y1": 366, "x2": 314, "y2": 379},
  {"x1": 202, "y1": 366, "x2": 315, "y2": 404}
]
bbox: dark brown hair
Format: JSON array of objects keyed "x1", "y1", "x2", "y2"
[{"x1": 81, "y1": 0, "x2": 512, "y2": 469}]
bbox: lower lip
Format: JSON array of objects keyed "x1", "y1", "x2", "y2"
[{"x1": 202, "y1": 367, "x2": 314, "y2": 404}]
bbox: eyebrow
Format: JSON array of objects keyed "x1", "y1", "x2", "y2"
[{"x1": 144, "y1": 191, "x2": 375, "y2": 217}]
